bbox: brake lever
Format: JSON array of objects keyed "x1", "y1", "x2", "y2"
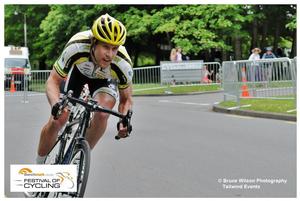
[
  {"x1": 115, "y1": 110, "x2": 133, "y2": 140},
  {"x1": 51, "y1": 91, "x2": 73, "y2": 120},
  {"x1": 52, "y1": 99, "x2": 67, "y2": 120}
]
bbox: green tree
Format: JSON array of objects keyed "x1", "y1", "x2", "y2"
[
  {"x1": 5, "y1": 5, "x2": 50, "y2": 69},
  {"x1": 35, "y1": 5, "x2": 91, "y2": 68},
  {"x1": 247, "y1": 5, "x2": 296, "y2": 57},
  {"x1": 4, "y1": 4, "x2": 297, "y2": 69},
  {"x1": 34, "y1": 5, "x2": 123, "y2": 68},
  {"x1": 151, "y1": 5, "x2": 253, "y2": 60},
  {"x1": 115, "y1": 6, "x2": 154, "y2": 66},
  {"x1": 285, "y1": 5, "x2": 296, "y2": 57}
]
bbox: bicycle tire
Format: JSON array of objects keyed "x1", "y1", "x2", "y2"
[
  {"x1": 70, "y1": 139, "x2": 90, "y2": 197},
  {"x1": 41, "y1": 140, "x2": 90, "y2": 198}
]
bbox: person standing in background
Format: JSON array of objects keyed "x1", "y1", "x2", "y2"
[
  {"x1": 262, "y1": 47, "x2": 277, "y2": 59},
  {"x1": 249, "y1": 47, "x2": 261, "y2": 61},
  {"x1": 170, "y1": 48, "x2": 177, "y2": 62},
  {"x1": 248, "y1": 47, "x2": 261, "y2": 82},
  {"x1": 176, "y1": 47, "x2": 182, "y2": 62},
  {"x1": 262, "y1": 47, "x2": 276, "y2": 81}
]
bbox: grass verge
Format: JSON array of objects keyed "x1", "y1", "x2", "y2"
[
  {"x1": 28, "y1": 82, "x2": 222, "y2": 95},
  {"x1": 133, "y1": 84, "x2": 221, "y2": 95},
  {"x1": 218, "y1": 98, "x2": 296, "y2": 115}
]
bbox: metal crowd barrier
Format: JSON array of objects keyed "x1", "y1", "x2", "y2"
[
  {"x1": 132, "y1": 65, "x2": 160, "y2": 84},
  {"x1": 5, "y1": 62, "x2": 222, "y2": 102},
  {"x1": 133, "y1": 62, "x2": 221, "y2": 85},
  {"x1": 4, "y1": 70, "x2": 51, "y2": 100},
  {"x1": 160, "y1": 60, "x2": 204, "y2": 84},
  {"x1": 159, "y1": 61, "x2": 221, "y2": 85},
  {"x1": 29, "y1": 70, "x2": 51, "y2": 93},
  {"x1": 4, "y1": 73, "x2": 31, "y2": 103},
  {"x1": 222, "y1": 57, "x2": 297, "y2": 106},
  {"x1": 200, "y1": 62, "x2": 222, "y2": 84},
  {"x1": 7, "y1": 58, "x2": 296, "y2": 106},
  {"x1": 5, "y1": 61, "x2": 222, "y2": 102}
]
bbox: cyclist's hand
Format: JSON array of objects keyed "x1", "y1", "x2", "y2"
[
  {"x1": 51, "y1": 101, "x2": 68, "y2": 121},
  {"x1": 58, "y1": 108, "x2": 69, "y2": 122},
  {"x1": 115, "y1": 110, "x2": 132, "y2": 140},
  {"x1": 117, "y1": 121, "x2": 129, "y2": 138}
]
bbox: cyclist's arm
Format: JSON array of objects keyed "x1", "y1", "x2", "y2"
[
  {"x1": 46, "y1": 69, "x2": 65, "y2": 107},
  {"x1": 117, "y1": 84, "x2": 133, "y2": 137},
  {"x1": 118, "y1": 84, "x2": 133, "y2": 115}
]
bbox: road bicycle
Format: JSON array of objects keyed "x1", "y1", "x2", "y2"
[{"x1": 26, "y1": 88, "x2": 132, "y2": 198}]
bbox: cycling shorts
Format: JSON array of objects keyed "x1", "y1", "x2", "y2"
[{"x1": 64, "y1": 66, "x2": 118, "y2": 100}]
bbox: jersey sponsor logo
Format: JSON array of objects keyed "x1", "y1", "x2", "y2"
[
  {"x1": 61, "y1": 52, "x2": 67, "y2": 63},
  {"x1": 128, "y1": 69, "x2": 133, "y2": 79},
  {"x1": 111, "y1": 63, "x2": 127, "y2": 85},
  {"x1": 108, "y1": 83, "x2": 117, "y2": 90},
  {"x1": 94, "y1": 67, "x2": 110, "y2": 79},
  {"x1": 76, "y1": 62, "x2": 94, "y2": 77},
  {"x1": 122, "y1": 75, "x2": 127, "y2": 82}
]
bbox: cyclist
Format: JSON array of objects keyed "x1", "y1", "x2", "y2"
[{"x1": 36, "y1": 14, "x2": 133, "y2": 164}]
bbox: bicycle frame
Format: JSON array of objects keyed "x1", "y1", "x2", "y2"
[
  {"x1": 61, "y1": 108, "x2": 91, "y2": 164},
  {"x1": 51, "y1": 91, "x2": 131, "y2": 165},
  {"x1": 51, "y1": 104, "x2": 90, "y2": 165},
  {"x1": 34, "y1": 89, "x2": 132, "y2": 198}
]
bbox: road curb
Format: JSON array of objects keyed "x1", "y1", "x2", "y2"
[
  {"x1": 212, "y1": 104, "x2": 296, "y2": 122},
  {"x1": 133, "y1": 90, "x2": 223, "y2": 97}
]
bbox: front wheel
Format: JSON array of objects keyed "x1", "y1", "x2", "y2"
[
  {"x1": 70, "y1": 139, "x2": 91, "y2": 197},
  {"x1": 41, "y1": 140, "x2": 90, "y2": 198}
]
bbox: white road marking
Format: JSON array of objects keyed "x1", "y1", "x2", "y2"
[
  {"x1": 133, "y1": 86, "x2": 166, "y2": 92},
  {"x1": 285, "y1": 121, "x2": 296, "y2": 125},
  {"x1": 225, "y1": 114, "x2": 254, "y2": 119},
  {"x1": 179, "y1": 102, "x2": 210, "y2": 106},
  {"x1": 158, "y1": 100, "x2": 210, "y2": 106},
  {"x1": 158, "y1": 100, "x2": 171, "y2": 103}
]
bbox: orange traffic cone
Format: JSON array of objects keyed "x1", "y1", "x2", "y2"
[
  {"x1": 10, "y1": 75, "x2": 16, "y2": 93},
  {"x1": 241, "y1": 67, "x2": 250, "y2": 97},
  {"x1": 241, "y1": 85, "x2": 250, "y2": 97}
]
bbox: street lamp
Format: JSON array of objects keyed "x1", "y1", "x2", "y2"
[{"x1": 14, "y1": 10, "x2": 27, "y2": 47}]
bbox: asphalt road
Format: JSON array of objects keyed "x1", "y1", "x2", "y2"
[{"x1": 5, "y1": 92, "x2": 296, "y2": 198}]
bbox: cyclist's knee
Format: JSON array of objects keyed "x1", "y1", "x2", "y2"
[
  {"x1": 49, "y1": 119, "x2": 63, "y2": 131},
  {"x1": 93, "y1": 111, "x2": 110, "y2": 122},
  {"x1": 94, "y1": 94, "x2": 115, "y2": 121}
]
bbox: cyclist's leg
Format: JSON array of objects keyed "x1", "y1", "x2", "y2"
[
  {"x1": 37, "y1": 113, "x2": 69, "y2": 157},
  {"x1": 85, "y1": 80, "x2": 118, "y2": 149},
  {"x1": 37, "y1": 67, "x2": 86, "y2": 158},
  {"x1": 85, "y1": 93, "x2": 116, "y2": 149}
]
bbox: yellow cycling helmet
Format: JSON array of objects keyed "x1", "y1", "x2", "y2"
[{"x1": 92, "y1": 14, "x2": 126, "y2": 46}]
